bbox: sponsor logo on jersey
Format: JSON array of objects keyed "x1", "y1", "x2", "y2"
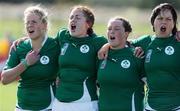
[
  {"x1": 40, "y1": 55, "x2": 49, "y2": 65},
  {"x1": 61, "y1": 43, "x2": 69, "y2": 55},
  {"x1": 80, "y1": 44, "x2": 89, "y2": 53},
  {"x1": 121, "y1": 59, "x2": 130, "y2": 68},
  {"x1": 145, "y1": 49, "x2": 152, "y2": 63},
  {"x1": 100, "y1": 59, "x2": 107, "y2": 69},
  {"x1": 165, "y1": 46, "x2": 174, "y2": 55}
]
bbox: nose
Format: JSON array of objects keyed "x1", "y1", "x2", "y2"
[
  {"x1": 26, "y1": 21, "x2": 34, "y2": 27},
  {"x1": 110, "y1": 29, "x2": 115, "y2": 34},
  {"x1": 162, "y1": 19, "x2": 167, "y2": 24}
]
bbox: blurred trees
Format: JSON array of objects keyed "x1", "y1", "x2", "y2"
[
  {"x1": 0, "y1": 0, "x2": 179, "y2": 10},
  {"x1": 0, "y1": 0, "x2": 56, "y2": 3},
  {"x1": 138, "y1": 0, "x2": 180, "y2": 9}
]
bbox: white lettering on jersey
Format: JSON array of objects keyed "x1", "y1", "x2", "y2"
[
  {"x1": 100, "y1": 59, "x2": 107, "y2": 69},
  {"x1": 145, "y1": 49, "x2": 152, "y2": 63},
  {"x1": 61, "y1": 43, "x2": 69, "y2": 55}
]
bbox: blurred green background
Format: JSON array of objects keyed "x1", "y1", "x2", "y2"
[{"x1": 0, "y1": 0, "x2": 180, "y2": 111}]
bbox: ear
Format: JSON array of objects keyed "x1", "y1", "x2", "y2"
[
  {"x1": 124, "y1": 32, "x2": 129, "y2": 40},
  {"x1": 42, "y1": 22, "x2": 47, "y2": 30},
  {"x1": 86, "y1": 20, "x2": 92, "y2": 28}
]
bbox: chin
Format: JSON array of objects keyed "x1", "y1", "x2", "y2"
[{"x1": 70, "y1": 32, "x2": 79, "y2": 37}]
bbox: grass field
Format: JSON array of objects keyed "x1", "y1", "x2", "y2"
[{"x1": 0, "y1": 82, "x2": 17, "y2": 111}]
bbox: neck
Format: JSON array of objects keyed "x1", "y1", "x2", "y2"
[
  {"x1": 156, "y1": 33, "x2": 172, "y2": 38},
  {"x1": 31, "y1": 36, "x2": 46, "y2": 51},
  {"x1": 110, "y1": 42, "x2": 126, "y2": 50}
]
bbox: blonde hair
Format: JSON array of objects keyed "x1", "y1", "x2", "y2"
[{"x1": 24, "y1": 5, "x2": 48, "y2": 25}]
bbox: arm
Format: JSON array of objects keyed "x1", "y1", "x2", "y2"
[
  {"x1": 98, "y1": 42, "x2": 144, "y2": 59},
  {"x1": 1, "y1": 50, "x2": 40, "y2": 85},
  {"x1": 98, "y1": 43, "x2": 110, "y2": 60},
  {"x1": 176, "y1": 31, "x2": 180, "y2": 41},
  {"x1": 1, "y1": 61, "x2": 28, "y2": 85}
]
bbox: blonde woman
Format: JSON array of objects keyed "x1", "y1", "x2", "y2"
[{"x1": 1, "y1": 5, "x2": 59, "y2": 111}]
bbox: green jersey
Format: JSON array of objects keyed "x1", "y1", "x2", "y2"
[
  {"x1": 55, "y1": 28, "x2": 107, "y2": 102},
  {"x1": 134, "y1": 35, "x2": 180, "y2": 110},
  {"x1": 4, "y1": 37, "x2": 59, "y2": 110},
  {"x1": 98, "y1": 47, "x2": 145, "y2": 111}
]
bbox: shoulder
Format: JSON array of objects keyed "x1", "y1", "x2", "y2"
[
  {"x1": 16, "y1": 39, "x2": 31, "y2": 51},
  {"x1": 56, "y1": 28, "x2": 70, "y2": 41},
  {"x1": 57, "y1": 28, "x2": 69, "y2": 36},
  {"x1": 133, "y1": 35, "x2": 152, "y2": 43},
  {"x1": 92, "y1": 34, "x2": 108, "y2": 44}
]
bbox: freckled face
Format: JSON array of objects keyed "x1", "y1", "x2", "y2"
[
  {"x1": 153, "y1": 9, "x2": 174, "y2": 37},
  {"x1": 68, "y1": 8, "x2": 89, "y2": 37},
  {"x1": 25, "y1": 13, "x2": 46, "y2": 40},
  {"x1": 107, "y1": 20, "x2": 127, "y2": 49}
]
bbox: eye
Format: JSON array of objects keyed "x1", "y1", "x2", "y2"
[
  {"x1": 108, "y1": 27, "x2": 112, "y2": 31},
  {"x1": 167, "y1": 18, "x2": 172, "y2": 21},
  {"x1": 114, "y1": 28, "x2": 121, "y2": 31},
  {"x1": 157, "y1": 17, "x2": 163, "y2": 20},
  {"x1": 32, "y1": 20, "x2": 37, "y2": 24},
  {"x1": 69, "y1": 15, "x2": 74, "y2": 20}
]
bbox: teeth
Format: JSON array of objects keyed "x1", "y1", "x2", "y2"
[
  {"x1": 29, "y1": 30, "x2": 34, "y2": 33},
  {"x1": 71, "y1": 24, "x2": 76, "y2": 30},
  {"x1": 110, "y1": 36, "x2": 115, "y2": 40},
  {"x1": 160, "y1": 26, "x2": 166, "y2": 32}
]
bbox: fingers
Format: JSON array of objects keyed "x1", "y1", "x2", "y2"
[
  {"x1": 134, "y1": 47, "x2": 144, "y2": 58},
  {"x1": 11, "y1": 40, "x2": 18, "y2": 51},
  {"x1": 98, "y1": 51, "x2": 108, "y2": 60},
  {"x1": 176, "y1": 32, "x2": 180, "y2": 42},
  {"x1": 11, "y1": 37, "x2": 29, "y2": 51},
  {"x1": 98, "y1": 52, "x2": 104, "y2": 60},
  {"x1": 26, "y1": 50, "x2": 40, "y2": 66}
]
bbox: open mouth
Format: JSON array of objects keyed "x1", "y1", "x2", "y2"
[
  {"x1": 27, "y1": 28, "x2": 35, "y2": 34},
  {"x1": 160, "y1": 26, "x2": 166, "y2": 32},
  {"x1": 28, "y1": 30, "x2": 35, "y2": 34},
  {"x1": 71, "y1": 24, "x2": 76, "y2": 31},
  {"x1": 109, "y1": 36, "x2": 116, "y2": 40}
]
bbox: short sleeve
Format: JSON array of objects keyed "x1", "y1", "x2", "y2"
[
  {"x1": 132, "y1": 35, "x2": 152, "y2": 51},
  {"x1": 3, "y1": 47, "x2": 20, "y2": 70}
]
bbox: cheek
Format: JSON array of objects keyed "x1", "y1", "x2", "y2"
[
  {"x1": 115, "y1": 31, "x2": 123, "y2": 38},
  {"x1": 170, "y1": 23, "x2": 175, "y2": 28}
]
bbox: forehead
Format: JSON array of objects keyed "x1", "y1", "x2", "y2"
[
  {"x1": 25, "y1": 13, "x2": 40, "y2": 20},
  {"x1": 70, "y1": 8, "x2": 84, "y2": 16},
  {"x1": 108, "y1": 19, "x2": 123, "y2": 27},
  {"x1": 158, "y1": 9, "x2": 172, "y2": 17}
]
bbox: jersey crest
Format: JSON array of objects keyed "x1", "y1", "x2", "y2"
[
  {"x1": 165, "y1": 46, "x2": 174, "y2": 55},
  {"x1": 40, "y1": 55, "x2": 49, "y2": 65},
  {"x1": 80, "y1": 44, "x2": 89, "y2": 53},
  {"x1": 121, "y1": 59, "x2": 130, "y2": 68}
]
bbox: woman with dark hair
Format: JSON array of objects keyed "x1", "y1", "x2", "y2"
[
  {"x1": 97, "y1": 17, "x2": 145, "y2": 111},
  {"x1": 133, "y1": 3, "x2": 180, "y2": 111},
  {"x1": 52, "y1": 5, "x2": 107, "y2": 111}
]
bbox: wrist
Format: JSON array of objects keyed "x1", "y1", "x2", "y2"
[{"x1": 21, "y1": 59, "x2": 29, "y2": 68}]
